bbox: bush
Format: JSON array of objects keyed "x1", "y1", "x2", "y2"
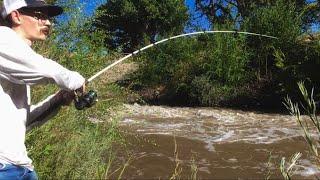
[{"x1": 133, "y1": 28, "x2": 251, "y2": 106}]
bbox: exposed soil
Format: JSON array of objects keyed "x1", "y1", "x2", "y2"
[{"x1": 96, "y1": 62, "x2": 138, "y2": 84}]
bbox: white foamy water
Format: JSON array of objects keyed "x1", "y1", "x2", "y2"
[{"x1": 121, "y1": 103, "x2": 303, "y2": 145}]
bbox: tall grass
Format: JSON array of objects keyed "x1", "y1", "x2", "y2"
[
  {"x1": 284, "y1": 82, "x2": 320, "y2": 161},
  {"x1": 279, "y1": 152, "x2": 302, "y2": 180},
  {"x1": 170, "y1": 136, "x2": 183, "y2": 180},
  {"x1": 282, "y1": 81, "x2": 320, "y2": 179},
  {"x1": 190, "y1": 155, "x2": 198, "y2": 180}
]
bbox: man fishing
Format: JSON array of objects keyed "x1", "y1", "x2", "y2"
[{"x1": 0, "y1": 0, "x2": 86, "y2": 179}]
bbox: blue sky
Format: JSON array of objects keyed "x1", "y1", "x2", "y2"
[
  {"x1": 80, "y1": 0, "x2": 197, "y2": 15},
  {"x1": 185, "y1": 0, "x2": 211, "y2": 30}
]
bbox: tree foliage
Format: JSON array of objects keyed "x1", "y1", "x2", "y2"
[
  {"x1": 195, "y1": 0, "x2": 319, "y2": 30},
  {"x1": 243, "y1": 0, "x2": 303, "y2": 78},
  {"x1": 94, "y1": 0, "x2": 189, "y2": 52},
  {"x1": 243, "y1": 0, "x2": 320, "y2": 100}
]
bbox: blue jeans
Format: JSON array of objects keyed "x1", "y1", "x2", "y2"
[{"x1": 0, "y1": 163, "x2": 38, "y2": 180}]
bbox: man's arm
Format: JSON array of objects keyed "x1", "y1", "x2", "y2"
[
  {"x1": 0, "y1": 27, "x2": 85, "y2": 90},
  {"x1": 26, "y1": 90, "x2": 75, "y2": 131},
  {"x1": 0, "y1": 27, "x2": 86, "y2": 129}
]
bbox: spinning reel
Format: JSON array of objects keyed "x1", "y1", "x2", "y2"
[{"x1": 74, "y1": 90, "x2": 98, "y2": 110}]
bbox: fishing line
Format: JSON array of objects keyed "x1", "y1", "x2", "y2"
[
  {"x1": 74, "y1": 30, "x2": 278, "y2": 110},
  {"x1": 87, "y1": 30, "x2": 278, "y2": 83}
]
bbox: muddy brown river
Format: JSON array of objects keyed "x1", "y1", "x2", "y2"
[{"x1": 112, "y1": 104, "x2": 320, "y2": 179}]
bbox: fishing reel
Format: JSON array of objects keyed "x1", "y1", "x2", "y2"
[{"x1": 74, "y1": 90, "x2": 98, "y2": 110}]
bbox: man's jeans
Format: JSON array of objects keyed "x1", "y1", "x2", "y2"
[{"x1": 0, "y1": 162, "x2": 38, "y2": 180}]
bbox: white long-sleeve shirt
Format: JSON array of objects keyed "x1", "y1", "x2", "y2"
[{"x1": 0, "y1": 26, "x2": 85, "y2": 170}]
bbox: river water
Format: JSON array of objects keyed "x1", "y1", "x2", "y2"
[{"x1": 113, "y1": 104, "x2": 319, "y2": 179}]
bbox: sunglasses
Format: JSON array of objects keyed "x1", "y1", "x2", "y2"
[{"x1": 18, "y1": 8, "x2": 52, "y2": 23}]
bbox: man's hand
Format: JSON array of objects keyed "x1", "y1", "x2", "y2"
[{"x1": 74, "y1": 83, "x2": 86, "y2": 96}]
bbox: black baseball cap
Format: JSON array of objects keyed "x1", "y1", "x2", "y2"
[{"x1": 1, "y1": 0, "x2": 63, "y2": 18}]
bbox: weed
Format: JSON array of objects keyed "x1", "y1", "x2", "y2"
[{"x1": 279, "y1": 152, "x2": 302, "y2": 180}]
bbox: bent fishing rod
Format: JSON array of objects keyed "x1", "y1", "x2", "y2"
[{"x1": 74, "y1": 30, "x2": 278, "y2": 110}]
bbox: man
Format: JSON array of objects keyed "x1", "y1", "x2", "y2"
[{"x1": 0, "y1": 0, "x2": 86, "y2": 179}]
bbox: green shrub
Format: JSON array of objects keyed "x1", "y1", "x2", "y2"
[{"x1": 133, "y1": 27, "x2": 251, "y2": 106}]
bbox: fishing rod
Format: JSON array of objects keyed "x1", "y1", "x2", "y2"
[{"x1": 74, "y1": 30, "x2": 278, "y2": 110}]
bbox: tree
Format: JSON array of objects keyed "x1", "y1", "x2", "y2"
[
  {"x1": 94, "y1": 0, "x2": 189, "y2": 52},
  {"x1": 194, "y1": 0, "x2": 319, "y2": 30}
]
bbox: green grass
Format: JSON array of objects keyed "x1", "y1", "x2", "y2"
[{"x1": 26, "y1": 81, "x2": 129, "y2": 179}]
